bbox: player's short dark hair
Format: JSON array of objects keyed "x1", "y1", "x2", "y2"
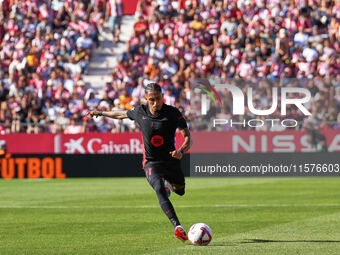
[{"x1": 145, "y1": 83, "x2": 162, "y2": 95}]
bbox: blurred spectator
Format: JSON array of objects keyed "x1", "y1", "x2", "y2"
[
  {"x1": 64, "y1": 118, "x2": 84, "y2": 134},
  {"x1": 105, "y1": 0, "x2": 124, "y2": 43}
]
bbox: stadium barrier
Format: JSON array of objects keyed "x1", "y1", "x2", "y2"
[
  {"x1": 1, "y1": 152, "x2": 340, "y2": 179},
  {"x1": 0, "y1": 154, "x2": 190, "y2": 179},
  {"x1": 2, "y1": 130, "x2": 340, "y2": 154}
]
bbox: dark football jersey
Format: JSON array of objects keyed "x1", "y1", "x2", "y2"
[{"x1": 127, "y1": 104, "x2": 188, "y2": 162}]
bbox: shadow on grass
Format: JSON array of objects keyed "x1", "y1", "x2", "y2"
[
  {"x1": 207, "y1": 243, "x2": 238, "y2": 247},
  {"x1": 241, "y1": 239, "x2": 340, "y2": 244}
]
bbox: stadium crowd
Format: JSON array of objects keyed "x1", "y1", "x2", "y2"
[
  {"x1": 120, "y1": 0, "x2": 339, "y2": 133},
  {"x1": 0, "y1": 0, "x2": 106, "y2": 133},
  {"x1": 0, "y1": 0, "x2": 339, "y2": 134}
]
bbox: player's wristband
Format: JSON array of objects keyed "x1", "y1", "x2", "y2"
[{"x1": 178, "y1": 148, "x2": 184, "y2": 154}]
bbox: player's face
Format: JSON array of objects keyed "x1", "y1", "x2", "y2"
[{"x1": 145, "y1": 91, "x2": 164, "y2": 114}]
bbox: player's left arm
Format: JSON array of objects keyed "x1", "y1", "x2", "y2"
[{"x1": 170, "y1": 128, "x2": 193, "y2": 160}]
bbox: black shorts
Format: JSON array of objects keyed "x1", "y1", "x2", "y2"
[{"x1": 144, "y1": 160, "x2": 185, "y2": 192}]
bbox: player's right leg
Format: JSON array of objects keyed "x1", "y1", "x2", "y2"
[
  {"x1": 144, "y1": 161, "x2": 188, "y2": 242},
  {"x1": 144, "y1": 161, "x2": 180, "y2": 226}
]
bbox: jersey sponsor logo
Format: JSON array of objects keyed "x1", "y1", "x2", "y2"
[{"x1": 151, "y1": 135, "x2": 164, "y2": 147}]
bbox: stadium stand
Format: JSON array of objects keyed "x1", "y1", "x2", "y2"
[
  {"x1": 0, "y1": 0, "x2": 339, "y2": 133},
  {"x1": 113, "y1": 0, "x2": 340, "y2": 132},
  {"x1": 0, "y1": 0, "x2": 104, "y2": 133}
]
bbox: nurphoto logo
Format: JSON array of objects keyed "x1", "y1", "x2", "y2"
[{"x1": 192, "y1": 79, "x2": 312, "y2": 129}]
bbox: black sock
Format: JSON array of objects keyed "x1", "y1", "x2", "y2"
[
  {"x1": 153, "y1": 179, "x2": 181, "y2": 227},
  {"x1": 158, "y1": 200, "x2": 181, "y2": 227},
  {"x1": 170, "y1": 217, "x2": 181, "y2": 227}
]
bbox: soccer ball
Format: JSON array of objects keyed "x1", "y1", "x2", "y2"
[{"x1": 188, "y1": 223, "x2": 212, "y2": 246}]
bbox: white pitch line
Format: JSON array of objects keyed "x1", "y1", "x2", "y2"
[{"x1": 1, "y1": 204, "x2": 340, "y2": 209}]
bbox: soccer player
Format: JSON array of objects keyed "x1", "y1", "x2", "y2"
[{"x1": 87, "y1": 83, "x2": 192, "y2": 242}]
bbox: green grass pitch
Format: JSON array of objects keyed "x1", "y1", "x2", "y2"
[{"x1": 1, "y1": 177, "x2": 340, "y2": 255}]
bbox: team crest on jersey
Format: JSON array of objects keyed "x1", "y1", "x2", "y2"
[{"x1": 151, "y1": 135, "x2": 164, "y2": 147}]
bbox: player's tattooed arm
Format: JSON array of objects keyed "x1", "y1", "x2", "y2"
[
  {"x1": 170, "y1": 128, "x2": 193, "y2": 160},
  {"x1": 179, "y1": 128, "x2": 193, "y2": 153},
  {"x1": 87, "y1": 110, "x2": 128, "y2": 119}
]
